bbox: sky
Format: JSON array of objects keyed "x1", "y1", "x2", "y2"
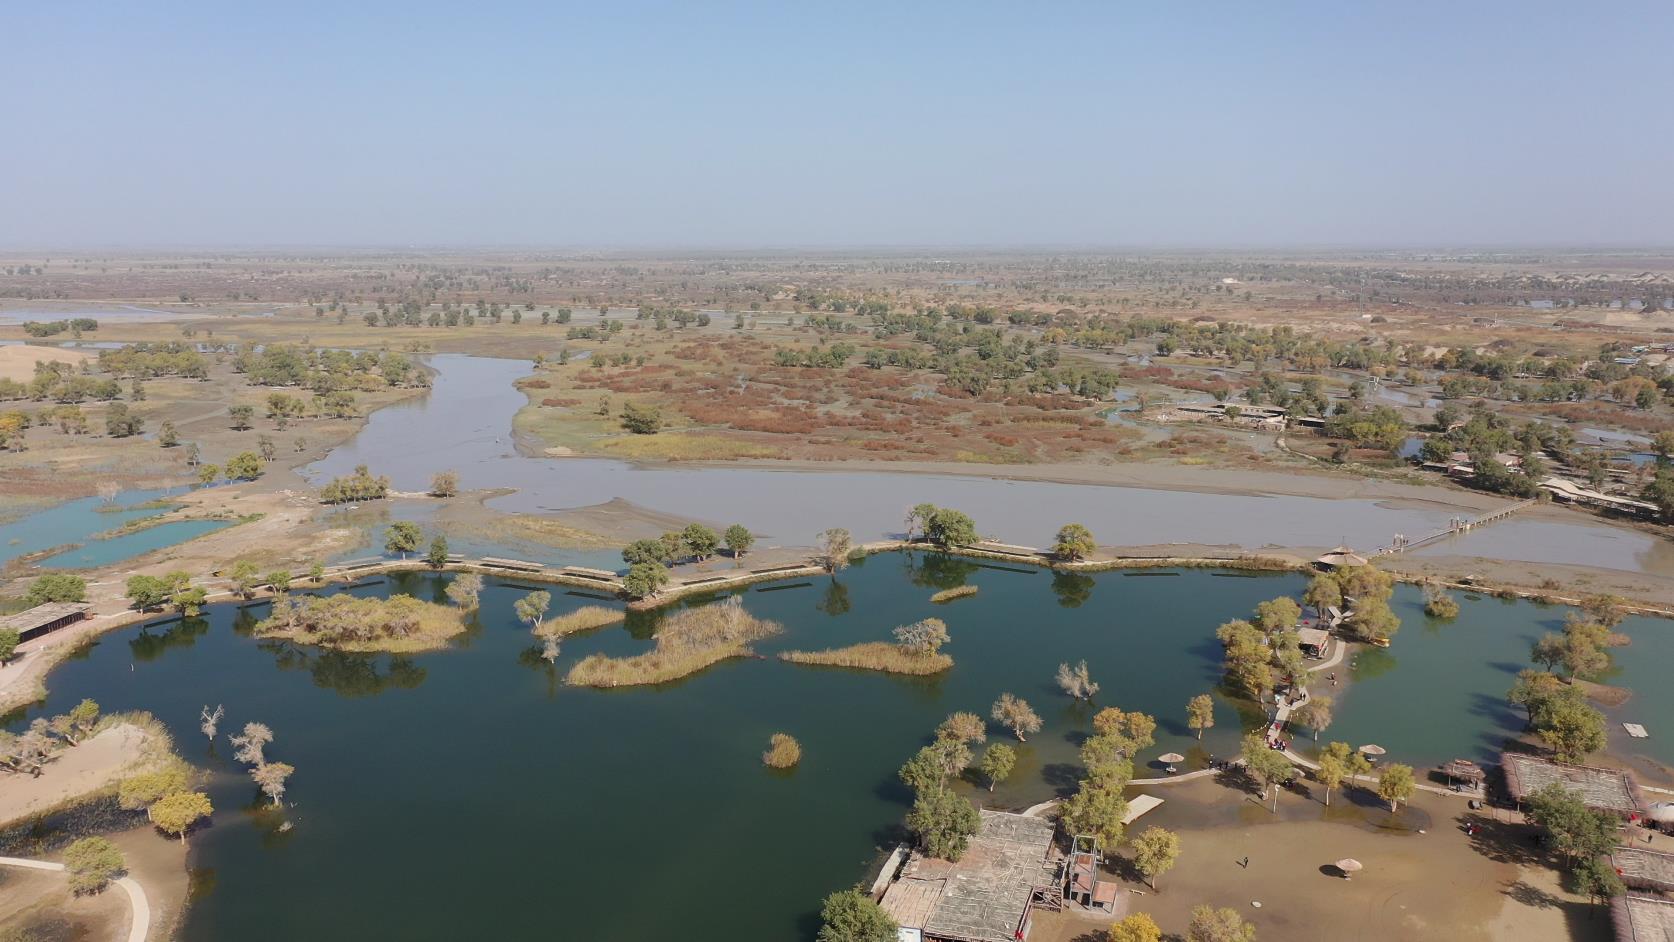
[{"x1": 3, "y1": 0, "x2": 1671, "y2": 249}]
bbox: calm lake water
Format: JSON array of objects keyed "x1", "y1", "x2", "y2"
[
  {"x1": 306, "y1": 355, "x2": 1668, "y2": 572},
  {"x1": 11, "y1": 555, "x2": 1670, "y2": 941}
]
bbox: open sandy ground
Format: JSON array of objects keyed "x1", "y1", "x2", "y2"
[
  {"x1": 0, "y1": 724, "x2": 152, "y2": 827},
  {"x1": 0, "y1": 343, "x2": 96, "y2": 382},
  {"x1": 1030, "y1": 777, "x2": 1608, "y2": 942}
]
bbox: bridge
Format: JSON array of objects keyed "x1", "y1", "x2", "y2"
[{"x1": 1377, "y1": 498, "x2": 1536, "y2": 555}]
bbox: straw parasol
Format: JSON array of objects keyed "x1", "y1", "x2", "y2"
[
  {"x1": 1158, "y1": 753, "x2": 1186, "y2": 764},
  {"x1": 1648, "y1": 802, "x2": 1674, "y2": 825},
  {"x1": 1335, "y1": 858, "x2": 1363, "y2": 879},
  {"x1": 1359, "y1": 744, "x2": 1387, "y2": 757}
]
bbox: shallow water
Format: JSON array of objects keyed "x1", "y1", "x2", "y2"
[
  {"x1": 12, "y1": 555, "x2": 1671, "y2": 940},
  {"x1": 33, "y1": 518, "x2": 235, "y2": 570},
  {"x1": 0, "y1": 488, "x2": 197, "y2": 569},
  {"x1": 307, "y1": 354, "x2": 1669, "y2": 573}
]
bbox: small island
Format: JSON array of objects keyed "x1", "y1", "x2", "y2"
[
  {"x1": 255, "y1": 593, "x2": 467, "y2": 653},
  {"x1": 779, "y1": 617, "x2": 953, "y2": 675},
  {"x1": 566, "y1": 597, "x2": 780, "y2": 687}
]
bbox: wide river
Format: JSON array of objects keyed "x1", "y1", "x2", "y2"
[
  {"x1": 306, "y1": 354, "x2": 1670, "y2": 572},
  {"x1": 9, "y1": 558, "x2": 1671, "y2": 941}
]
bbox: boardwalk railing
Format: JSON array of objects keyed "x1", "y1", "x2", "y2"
[{"x1": 1378, "y1": 498, "x2": 1536, "y2": 555}]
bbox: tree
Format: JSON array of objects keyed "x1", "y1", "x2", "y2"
[
  {"x1": 1130, "y1": 826, "x2": 1181, "y2": 888},
  {"x1": 1053, "y1": 523, "x2": 1095, "y2": 561},
  {"x1": 1188, "y1": 905, "x2": 1257, "y2": 942},
  {"x1": 1091, "y1": 708, "x2": 1157, "y2": 759},
  {"x1": 1313, "y1": 742, "x2": 1369, "y2": 806},
  {"x1": 1187, "y1": 693, "x2": 1215, "y2": 740},
  {"x1": 978, "y1": 742, "x2": 1016, "y2": 792},
  {"x1": 0, "y1": 630, "x2": 18, "y2": 664},
  {"x1": 991, "y1": 693, "x2": 1042, "y2": 741},
  {"x1": 1526, "y1": 782, "x2": 1621, "y2": 864},
  {"x1": 1293, "y1": 696, "x2": 1334, "y2": 741},
  {"x1": 894, "y1": 618, "x2": 950, "y2": 656},
  {"x1": 149, "y1": 791, "x2": 213, "y2": 843},
  {"x1": 104, "y1": 402, "x2": 144, "y2": 437},
  {"x1": 230, "y1": 722, "x2": 273, "y2": 765},
  {"x1": 429, "y1": 470, "x2": 459, "y2": 498},
  {"x1": 937, "y1": 711, "x2": 987, "y2": 745},
  {"x1": 620, "y1": 401, "x2": 661, "y2": 434},
  {"x1": 265, "y1": 569, "x2": 292, "y2": 594},
  {"x1": 816, "y1": 886, "x2": 898, "y2": 942},
  {"x1": 1241, "y1": 733, "x2": 1295, "y2": 813},
  {"x1": 1303, "y1": 574, "x2": 1342, "y2": 617},
  {"x1": 924, "y1": 508, "x2": 978, "y2": 548},
  {"x1": 681, "y1": 523, "x2": 719, "y2": 560},
  {"x1": 622, "y1": 538, "x2": 671, "y2": 566},
  {"x1": 227, "y1": 561, "x2": 261, "y2": 598},
  {"x1": 198, "y1": 463, "x2": 220, "y2": 485},
  {"x1": 905, "y1": 502, "x2": 939, "y2": 541},
  {"x1": 622, "y1": 562, "x2": 669, "y2": 600},
  {"x1": 428, "y1": 535, "x2": 450, "y2": 568},
  {"x1": 228, "y1": 404, "x2": 254, "y2": 430},
  {"x1": 1532, "y1": 696, "x2": 1607, "y2": 762},
  {"x1": 1056, "y1": 660, "x2": 1099, "y2": 700},
  {"x1": 1253, "y1": 597, "x2": 1302, "y2": 634},
  {"x1": 724, "y1": 524, "x2": 754, "y2": 558},
  {"x1": 64, "y1": 699, "x2": 100, "y2": 744},
  {"x1": 225, "y1": 450, "x2": 263, "y2": 480},
  {"x1": 25, "y1": 573, "x2": 87, "y2": 605},
  {"x1": 118, "y1": 768, "x2": 189, "y2": 811},
  {"x1": 1108, "y1": 913, "x2": 1163, "y2": 942},
  {"x1": 1377, "y1": 763, "x2": 1415, "y2": 812},
  {"x1": 1060, "y1": 779, "x2": 1127, "y2": 849},
  {"x1": 157, "y1": 420, "x2": 179, "y2": 448},
  {"x1": 307, "y1": 561, "x2": 325, "y2": 584},
  {"x1": 446, "y1": 572, "x2": 484, "y2": 610},
  {"x1": 818, "y1": 528, "x2": 853, "y2": 572},
  {"x1": 906, "y1": 788, "x2": 981, "y2": 860},
  {"x1": 125, "y1": 575, "x2": 170, "y2": 610},
  {"x1": 384, "y1": 521, "x2": 422, "y2": 559},
  {"x1": 514, "y1": 591, "x2": 551, "y2": 628},
  {"x1": 63, "y1": 836, "x2": 124, "y2": 894},
  {"x1": 1573, "y1": 854, "x2": 1625, "y2": 902},
  {"x1": 252, "y1": 761, "x2": 294, "y2": 807}
]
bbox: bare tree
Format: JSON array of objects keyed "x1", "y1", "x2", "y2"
[
  {"x1": 1055, "y1": 661, "x2": 1099, "y2": 701},
  {"x1": 230, "y1": 722, "x2": 273, "y2": 766},
  {"x1": 991, "y1": 693, "x2": 1042, "y2": 742},
  {"x1": 818, "y1": 528, "x2": 853, "y2": 573},
  {"x1": 251, "y1": 761, "x2": 294, "y2": 807},
  {"x1": 200, "y1": 704, "x2": 224, "y2": 742}
]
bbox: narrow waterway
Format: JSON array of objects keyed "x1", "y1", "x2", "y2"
[{"x1": 307, "y1": 354, "x2": 1669, "y2": 573}]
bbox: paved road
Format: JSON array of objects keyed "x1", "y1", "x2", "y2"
[{"x1": 0, "y1": 855, "x2": 150, "y2": 942}]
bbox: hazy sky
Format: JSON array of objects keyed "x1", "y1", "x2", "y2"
[{"x1": 5, "y1": 1, "x2": 1671, "y2": 248}]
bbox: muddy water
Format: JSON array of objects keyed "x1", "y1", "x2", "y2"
[{"x1": 307, "y1": 355, "x2": 1668, "y2": 572}]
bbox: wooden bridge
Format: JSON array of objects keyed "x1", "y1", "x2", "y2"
[{"x1": 1377, "y1": 498, "x2": 1536, "y2": 555}]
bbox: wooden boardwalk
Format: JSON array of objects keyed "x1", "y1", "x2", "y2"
[{"x1": 1378, "y1": 498, "x2": 1535, "y2": 555}]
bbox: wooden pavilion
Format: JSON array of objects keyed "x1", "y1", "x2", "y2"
[{"x1": 0, "y1": 602, "x2": 90, "y2": 643}]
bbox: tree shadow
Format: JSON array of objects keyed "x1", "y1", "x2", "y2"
[{"x1": 1041, "y1": 763, "x2": 1083, "y2": 797}]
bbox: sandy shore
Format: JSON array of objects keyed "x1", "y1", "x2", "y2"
[{"x1": 0, "y1": 724, "x2": 152, "y2": 827}]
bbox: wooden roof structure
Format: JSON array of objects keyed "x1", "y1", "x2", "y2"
[
  {"x1": 1501, "y1": 752, "x2": 1644, "y2": 816},
  {"x1": 1613, "y1": 846, "x2": 1674, "y2": 893},
  {"x1": 879, "y1": 810, "x2": 1058, "y2": 942},
  {"x1": 1441, "y1": 759, "x2": 1486, "y2": 783},
  {"x1": 1314, "y1": 547, "x2": 1369, "y2": 569},
  {"x1": 1611, "y1": 894, "x2": 1674, "y2": 942},
  {"x1": 0, "y1": 602, "x2": 90, "y2": 641}
]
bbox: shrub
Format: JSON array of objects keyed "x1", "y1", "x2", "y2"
[
  {"x1": 567, "y1": 597, "x2": 780, "y2": 687},
  {"x1": 63, "y1": 837, "x2": 124, "y2": 894},
  {"x1": 762, "y1": 733, "x2": 802, "y2": 768},
  {"x1": 534, "y1": 605, "x2": 625, "y2": 639}
]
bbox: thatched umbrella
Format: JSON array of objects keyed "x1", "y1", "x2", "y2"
[
  {"x1": 1359, "y1": 744, "x2": 1387, "y2": 759},
  {"x1": 1335, "y1": 858, "x2": 1363, "y2": 879},
  {"x1": 1647, "y1": 802, "x2": 1674, "y2": 825},
  {"x1": 1158, "y1": 752, "x2": 1185, "y2": 773}
]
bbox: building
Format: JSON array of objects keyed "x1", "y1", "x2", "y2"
[
  {"x1": 0, "y1": 602, "x2": 91, "y2": 643},
  {"x1": 1611, "y1": 895, "x2": 1674, "y2": 942},
  {"x1": 1501, "y1": 752, "x2": 1645, "y2": 817},
  {"x1": 1296, "y1": 626, "x2": 1334, "y2": 659},
  {"x1": 878, "y1": 810, "x2": 1060, "y2": 942},
  {"x1": 1314, "y1": 547, "x2": 1369, "y2": 570},
  {"x1": 1612, "y1": 846, "x2": 1674, "y2": 895}
]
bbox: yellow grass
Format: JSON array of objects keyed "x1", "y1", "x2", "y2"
[
  {"x1": 255, "y1": 593, "x2": 466, "y2": 653},
  {"x1": 930, "y1": 585, "x2": 979, "y2": 604},
  {"x1": 595, "y1": 433, "x2": 777, "y2": 460},
  {"x1": 534, "y1": 605, "x2": 625, "y2": 639},
  {"x1": 778, "y1": 642, "x2": 953, "y2": 675},
  {"x1": 566, "y1": 597, "x2": 780, "y2": 687}
]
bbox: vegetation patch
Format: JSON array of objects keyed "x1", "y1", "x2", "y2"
[
  {"x1": 254, "y1": 593, "x2": 466, "y2": 653},
  {"x1": 929, "y1": 585, "x2": 978, "y2": 604},
  {"x1": 779, "y1": 641, "x2": 953, "y2": 675},
  {"x1": 533, "y1": 605, "x2": 625, "y2": 639},
  {"x1": 566, "y1": 597, "x2": 780, "y2": 687}
]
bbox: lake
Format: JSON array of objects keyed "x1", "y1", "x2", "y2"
[{"x1": 11, "y1": 554, "x2": 1671, "y2": 940}]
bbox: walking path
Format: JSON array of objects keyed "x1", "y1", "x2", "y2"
[{"x1": 0, "y1": 856, "x2": 150, "y2": 942}]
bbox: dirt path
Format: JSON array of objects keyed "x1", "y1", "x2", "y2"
[
  {"x1": 0, "y1": 724, "x2": 150, "y2": 826},
  {"x1": 0, "y1": 856, "x2": 151, "y2": 942}
]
